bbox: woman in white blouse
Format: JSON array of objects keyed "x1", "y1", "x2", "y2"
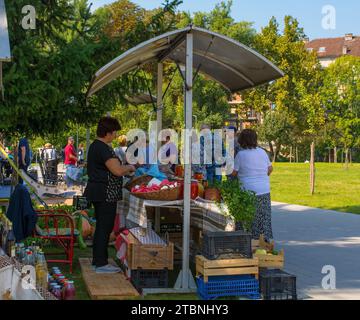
[{"x1": 232, "y1": 129, "x2": 273, "y2": 241}]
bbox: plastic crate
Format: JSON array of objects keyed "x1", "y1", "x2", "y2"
[
  {"x1": 131, "y1": 269, "x2": 168, "y2": 291},
  {"x1": 72, "y1": 196, "x2": 89, "y2": 210},
  {"x1": 202, "y1": 231, "x2": 252, "y2": 260},
  {"x1": 259, "y1": 269, "x2": 297, "y2": 300},
  {"x1": 196, "y1": 275, "x2": 260, "y2": 300}
]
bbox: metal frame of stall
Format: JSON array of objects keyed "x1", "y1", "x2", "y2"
[
  {"x1": 0, "y1": 0, "x2": 11, "y2": 100},
  {"x1": 86, "y1": 25, "x2": 284, "y2": 292}
]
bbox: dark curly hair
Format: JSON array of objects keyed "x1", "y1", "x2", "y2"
[
  {"x1": 238, "y1": 129, "x2": 258, "y2": 149},
  {"x1": 96, "y1": 117, "x2": 121, "y2": 138}
]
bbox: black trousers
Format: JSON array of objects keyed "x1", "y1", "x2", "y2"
[{"x1": 92, "y1": 201, "x2": 117, "y2": 268}]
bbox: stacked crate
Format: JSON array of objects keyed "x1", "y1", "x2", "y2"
[
  {"x1": 121, "y1": 227, "x2": 174, "y2": 292},
  {"x1": 252, "y1": 235, "x2": 296, "y2": 300},
  {"x1": 196, "y1": 231, "x2": 260, "y2": 300},
  {"x1": 259, "y1": 269, "x2": 297, "y2": 300},
  {"x1": 252, "y1": 235, "x2": 285, "y2": 269}
]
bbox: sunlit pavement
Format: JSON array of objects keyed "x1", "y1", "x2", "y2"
[{"x1": 272, "y1": 202, "x2": 360, "y2": 300}]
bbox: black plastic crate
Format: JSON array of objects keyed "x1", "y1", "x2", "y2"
[
  {"x1": 72, "y1": 195, "x2": 89, "y2": 210},
  {"x1": 131, "y1": 269, "x2": 168, "y2": 291},
  {"x1": 202, "y1": 231, "x2": 252, "y2": 260},
  {"x1": 260, "y1": 269, "x2": 297, "y2": 300}
]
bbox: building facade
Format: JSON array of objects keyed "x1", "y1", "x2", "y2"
[{"x1": 305, "y1": 33, "x2": 360, "y2": 68}]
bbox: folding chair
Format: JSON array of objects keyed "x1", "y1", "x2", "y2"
[{"x1": 34, "y1": 209, "x2": 79, "y2": 273}]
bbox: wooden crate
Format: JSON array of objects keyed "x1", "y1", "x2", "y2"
[
  {"x1": 196, "y1": 255, "x2": 259, "y2": 283},
  {"x1": 254, "y1": 249, "x2": 285, "y2": 269},
  {"x1": 252, "y1": 234, "x2": 274, "y2": 252},
  {"x1": 127, "y1": 232, "x2": 174, "y2": 270}
]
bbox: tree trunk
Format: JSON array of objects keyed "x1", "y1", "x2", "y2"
[
  {"x1": 290, "y1": 146, "x2": 293, "y2": 163},
  {"x1": 350, "y1": 149, "x2": 352, "y2": 165},
  {"x1": 329, "y1": 149, "x2": 331, "y2": 163},
  {"x1": 334, "y1": 147, "x2": 337, "y2": 164},
  {"x1": 272, "y1": 149, "x2": 277, "y2": 163},
  {"x1": 341, "y1": 149, "x2": 344, "y2": 164},
  {"x1": 310, "y1": 141, "x2": 316, "y2": 195},
  {"x1": 345, "y1": 148, "x2": 349, "y2": 170},
  {"x1": 269, "y1": 142, "x2": 274, "y2": 160},
  {"x1": 296, "y1": 146, "x2": 299, "y2": 163}
]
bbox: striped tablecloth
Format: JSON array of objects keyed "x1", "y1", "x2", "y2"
[{"x1": 117, "y1": 189, "x2": 235, "y2": 232}]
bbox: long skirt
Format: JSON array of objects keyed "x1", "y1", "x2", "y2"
[{"x1": 251, "y1": 193, "x2": 273, "y2": 241}]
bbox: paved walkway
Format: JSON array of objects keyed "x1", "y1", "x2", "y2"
[{"x1": 272, "y1": 202, "x2": 360, "y2": 300}]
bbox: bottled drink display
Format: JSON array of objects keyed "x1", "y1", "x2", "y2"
[
  {"x1": 35, "y1": 251, "x2": 48, "y2": 290},
  {"x1": 0, "y1": 214, "x2": 15, "y2": 257},
  {"x1": 48, "y1": 267, "x2": 76, "y2": 300},
  {"x1": 0, "y1": 215, "x2": 77, "y2": 299}
]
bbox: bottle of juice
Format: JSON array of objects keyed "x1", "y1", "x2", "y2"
[{"x1": 35, "y1": 251, "x2": 48, "y2": 290}]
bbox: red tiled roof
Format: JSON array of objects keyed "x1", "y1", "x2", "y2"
[{"x1": 305, "y1": 35, "x2": 360, "y2": 58}]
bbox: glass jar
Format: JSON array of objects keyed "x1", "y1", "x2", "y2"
[
  {"x1": 52, "y1": 285, "x2": 62, "y2": 300},
  {"x1": 191, "y1": 181, "x2": 199, "y2": 200},
  {"x1": 63, "y1": 281, "x2": 76, "y2": 300}
]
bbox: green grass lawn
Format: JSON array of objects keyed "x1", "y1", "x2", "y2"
[{"x1": 270, "y1": 163, "x2": 360, "y2": 214}]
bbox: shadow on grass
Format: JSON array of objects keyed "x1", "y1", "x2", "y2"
[{"x1": 330, "y1": 206, "x2": 360, "y2": 215}]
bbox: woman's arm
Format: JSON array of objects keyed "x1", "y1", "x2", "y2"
[
  {"x1": 105, "y1": 158, "x2": 136, "y2": 177},
  {"x1": 268, "y1": 165, "x2": 273, "y2": 176},
  {"x1": 21, "y1": 146, "x2": 26, "y2": 165}
]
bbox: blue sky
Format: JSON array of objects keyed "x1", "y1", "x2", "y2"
[{"x1": 91, "y1": 0, "x2": 360, "y2": 39}]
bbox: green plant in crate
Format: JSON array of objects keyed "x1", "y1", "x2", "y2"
[{"x1": 214, "y1": 179, "x2": 257, "y2": 232}]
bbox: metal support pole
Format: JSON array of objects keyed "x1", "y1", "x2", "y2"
[
  {"x1": 85, "y1": 128, "x2": 90, "y2": 161},
  {"x1": 155, "y1": 62, "x2": 163, "y2": 233},
  {"x1": 175, "y1": 32, "x2": 196, "y2": 290}
]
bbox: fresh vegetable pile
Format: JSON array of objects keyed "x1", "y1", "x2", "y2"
[{"x1": 131, "y1": 179, "x2": 179, "y2": 193}]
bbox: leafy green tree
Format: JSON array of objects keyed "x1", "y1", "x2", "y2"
[
  {"x1": 257, "y1": 110, "x2": 293, "y2": 162},
  {"x1": 322, "y1": 55, "x2": 360, "y2": 168}
]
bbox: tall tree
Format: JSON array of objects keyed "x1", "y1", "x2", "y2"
[{"x1": 322, "y1": 55, "x2": 360, "y2": 169}]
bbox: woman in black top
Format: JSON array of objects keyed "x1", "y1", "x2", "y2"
[{"x1": 84, "y1": 117, "x2": 135, "y2": 273}]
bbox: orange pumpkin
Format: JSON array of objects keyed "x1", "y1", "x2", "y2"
[{"x1": 81, "y1": 216, "x2": 92, "y2": 238}]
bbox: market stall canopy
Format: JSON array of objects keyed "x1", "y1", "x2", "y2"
[
  {"x1": 124, "y1": 92, "x2": 157, "y2": 105},
  {"x1": 87, "y1": 25, "x2": 284, "y2": 98},
  {"x1": 0, "y1": 0, "x2": 11, "y2": 62}
]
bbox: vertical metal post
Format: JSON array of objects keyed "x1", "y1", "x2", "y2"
[
  {"x1": 155, "y1": 62, "x2": 163, "y2": 233},
  {"x1": 182, "y1": 32, "x2": 193, "y2": 289},
  {"x1": 85, "y1": 128, "x2": 90, "y2": 161}
]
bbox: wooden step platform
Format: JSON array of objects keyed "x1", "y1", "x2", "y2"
[{"x1": 79, "y1": 258, "x2": 140, "y2": 300}]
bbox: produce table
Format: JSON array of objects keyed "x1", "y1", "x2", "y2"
[{"x1": 117, "y1": 189, "x2": 235, "y2": 233}]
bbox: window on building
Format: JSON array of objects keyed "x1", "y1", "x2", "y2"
[
  {"x1": 318, "y1": 47, "x2": 326, "y2": 53},
  {"x1": 307, "y1": 48, "x2": 314, "y2": 52}
]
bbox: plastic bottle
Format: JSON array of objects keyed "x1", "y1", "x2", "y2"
[
  {"x1": 6, "y1": 222, "x2": 16, "y2": 257},
  {"x1": 24, "y1": 251, "x2": 33, "y2": 266},
  {"x1": 18, "y1": 243, "x2": 25, "y2": 262},
  {"x1": 35, "y1": 251, "x2": 48, "y2": 290}
]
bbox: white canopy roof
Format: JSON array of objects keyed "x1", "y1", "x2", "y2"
[
  {"x1": 87, "y1": 25, "x2": 284, "y2": 97},
  {"x1": 0, "y1": 0, "x2": 11, "y2": 62}
]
